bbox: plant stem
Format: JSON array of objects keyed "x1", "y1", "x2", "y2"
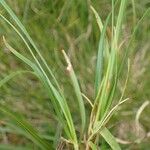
[{"x1": 74, "y1": 144, "x2": 79, "y2": 150}]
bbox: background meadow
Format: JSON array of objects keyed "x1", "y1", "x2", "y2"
[{"x1": 0, "y1": 0, "x2": 150, "y2": 149}]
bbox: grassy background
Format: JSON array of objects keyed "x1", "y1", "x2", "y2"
[{"x1": 0, "y1": 0, "x2": 150, "y2": 149}]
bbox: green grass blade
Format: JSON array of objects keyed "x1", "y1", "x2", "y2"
[
  {"x1": 3, "y1": 37, "x2": 42, "y2": 77},
  {"x1": 3, "y1": 38, "x2": 77, "y2": 145},
  {"x1": 118, "y1": 8, "x2": 150, "y2": 76},
  {"x1": 0, "y1": 0, "x2": 59, "y2": 89},
  {"x1": 94, "y1": 15, "x2": 110, "y2": 95},
  {"x1": 0, "y1": 71, "x2": 33, "y2": 88},
  {"x1": 90, "y1": 6, "x2": 103, "y2": 32},
  {"x1": 0, "y1": 12, "x2": 60, "y2": 93},
  {"x1": 115, "y1": 0, "x2": 127, "y2": 45},
  {"x1": 0, "y1": 8, "x2": 71, "y2": 137},
  {"x1": 0, "y1": 70, "x2": 71, "y2": 142},
  {"x1": 0, "y1": 125, "x2": 54, "y2": 142},
  {"x1": 89, "y1": 98, "x2": 129, "y2": 140},
  {"x1": 62, "y1": 50, "x2": 86, "y2": 133},
  {"x1": 95, "y1": 0, "x2": 127, "y2": 121},
  {"x1": 89, "y1": 7, "x2": 110, "y2": 127},
  {"x1": 100, "y1": 127, "x2": 121, "y2": 150},
  {"x1": 96, "y1": 0, "x2": 127, "y2": 117},
  {"x1": 101, "y1": 57, "x2": 118, "y2": 116},
  {"x1": 0, "y1": 106, "x2": 51, "y2": 150},
  {"x1": 0, "y1": 13, "x2": 59, "y2": 94},
  {"x1": 1, "y1": 17, "x2": 70, "y2": 138}
]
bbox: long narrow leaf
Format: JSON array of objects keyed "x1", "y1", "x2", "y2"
[
  {"x1": 0, "y1": 13, "x2": 60, "y2": 92},
  {"x1": 94, "y1": 0, "x2": 127, "y2": 122},
  {"x1": 0, "y1": 106, "x2": 51, "y2": 150},
  {"x1": 62, "y1": 50, "x2": 86, "y2": 133},
  {"x1": 0, "y1": 0, "x2": 60, "y2": 90},
  {"x1": 94, "y1": 14, "x2": 110, "y2": 95},
  {"x1": 89, "y1": 98, "x2": 129, "y2": 140},
  {"x1": 0, "y1": 71, "x2": 33, "y2": 88},
  {"x1": 100, "y1": 127, "x2": 121, "y2": 150},
  {"x1": 115, "y1": 0, "x2": 127, "y2": 45},
  {"x1": 3, "y1": 38, "x2": 77, "y2": 145}
]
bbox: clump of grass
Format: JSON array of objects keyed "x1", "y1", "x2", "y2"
[{"x1": 0, "y1": 0, "x2": 149, "y2": 149}]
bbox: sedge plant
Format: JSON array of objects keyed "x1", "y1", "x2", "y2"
[{"x1": 0, "y1": 0, "x2": 149, "y2": 149}]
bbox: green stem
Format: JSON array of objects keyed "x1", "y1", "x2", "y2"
[{"x1": 74, "y1": 144, "x2": 79, "y2": 150}]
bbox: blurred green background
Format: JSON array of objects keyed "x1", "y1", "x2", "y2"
[{"x1": 0, "y1": 0, "x2": 150, "y2": 149}]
